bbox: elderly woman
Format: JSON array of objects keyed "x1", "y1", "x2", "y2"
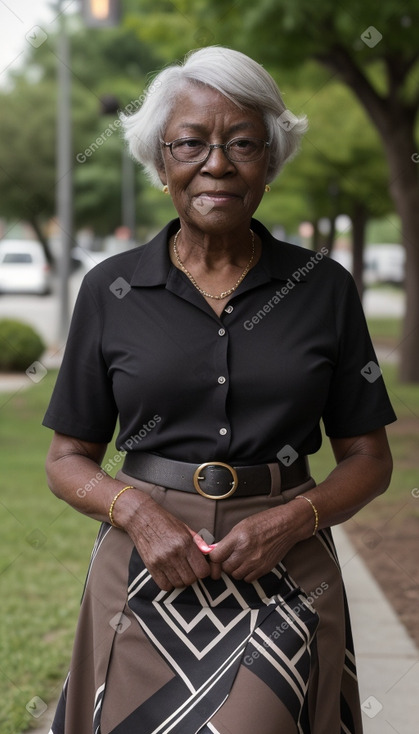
[{"x1": 44, "y1": 46, "x2": 395, "y2": 734}]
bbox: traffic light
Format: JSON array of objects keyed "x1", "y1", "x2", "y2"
[{"x1": 81, "y1": 0, "x2": 120, "y2": 27}]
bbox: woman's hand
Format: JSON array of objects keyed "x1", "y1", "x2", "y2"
[
  {"x1": 208, "y1": 428, "x2": 393, "y2": 583},
  {"x1": 45, "y1": 433, "x2": 214, "y2": 592},
  {"x1": 207, "y1": 504, "x2": 303, "y2": 583},
  {"x1": 45, "y1": 429, "x2": 392, "y2": 589},
  {"x1": 124, "y1": 494, "x2": 213, "y2": 591}
]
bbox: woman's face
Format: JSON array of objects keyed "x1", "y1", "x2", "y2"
[{"x1": 158, "y1": 84, "x2": 271, "y2": 235}]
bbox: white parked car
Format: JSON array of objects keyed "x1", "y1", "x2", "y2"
[
  {"x1": 0, "y1": 240, "x2": 52, "y2": 295},
  {"x1": 363, "y1": 244, "x2": 405, "y2": 285},
  {"x1": 331, "y1": 244, "x2": 405, "y2": 285}
]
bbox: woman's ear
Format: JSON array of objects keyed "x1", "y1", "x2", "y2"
[
  {"x1": 156, "y1": 157, "x2": 167, "y2": 187},
  {"x1": 157, "y1": 167, "x2": 167, "y2": 187}
]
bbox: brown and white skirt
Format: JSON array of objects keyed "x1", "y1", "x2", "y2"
[{"x1": 50, "y1": 472, "x2": 363, "y2": 734}]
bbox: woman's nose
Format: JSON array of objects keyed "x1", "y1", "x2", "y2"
[{"x1": 201, "y1": 145, "x2": 235, "y2": 174}]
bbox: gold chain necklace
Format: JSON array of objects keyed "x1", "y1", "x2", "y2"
[{"x1": 172, "y1": 228, "x2": 255, "y2": 300}]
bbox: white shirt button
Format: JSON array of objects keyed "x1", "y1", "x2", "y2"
[
  {"x1": 218, "y1": 328, "x2": 226, "y2": 336},
  {"x1": 218, "y1": 376, "x2": 226, "y2": 384},
  {"x1": 225, "y1": 305, "x2": 233, "y2": 313},
  {"x1": 219, "y1": 428, "x2": 228, "y2": 435}
]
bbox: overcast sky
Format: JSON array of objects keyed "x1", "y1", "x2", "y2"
[{"x1": 0, "y1": 0, "x2": 76, "y2": 86}]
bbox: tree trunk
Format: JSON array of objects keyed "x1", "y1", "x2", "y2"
[
  {"x1": 350, "y1": 202, "x2": 367, "y2": 301},
  {"x1": 312, "y1": 219, "x2": 321, "y2": 252},
  {"x1": 29, "y1": 216, "x2": 55, "y2": 265},
  {"x1": 318, "y1": 49, "x2": 419, "y2": 381},
  {"x1": 380, "y1": 122, "x2": 419, "y2": 382},
  {"x1": 325, "y1": 215, "x2": 336, "y2": 256},
  {"x1": 326, "y1": 181, "x2": 340, "y2": 256}
]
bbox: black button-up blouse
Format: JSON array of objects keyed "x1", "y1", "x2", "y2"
[{"x1": 43, "y1": 219, "x2": 396, "y2": 465}]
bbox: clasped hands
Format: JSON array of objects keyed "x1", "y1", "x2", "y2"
[{"x1": 127, "y1": 497, "x2": 296, "y2": 591}]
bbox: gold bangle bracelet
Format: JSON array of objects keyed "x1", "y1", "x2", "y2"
[
  {"x1": 296, "y1": 495, "x2": 319, "y2": 535},
  {"x1": 108, "y1": 485, "x2": 134, "y2": 528}
]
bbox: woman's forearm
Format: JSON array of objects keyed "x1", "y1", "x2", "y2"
[
  {"x1": 288, "y1": 428, "x2": 393, "y2": 540},
  {"x1": 45, "y1": 436, "x2": 150, "y2": 527},
  {"x1": 298, "y1": 454, "x2": 391, "y2": 533}
]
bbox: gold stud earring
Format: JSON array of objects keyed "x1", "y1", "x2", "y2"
[
  {"x1": 265, "y1": 184, "x2": 271, "y2": 193},
  {"x1": 162, "y1": 185, "x2": 169, "y2": 194}
]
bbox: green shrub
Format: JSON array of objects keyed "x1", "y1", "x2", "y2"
[{"x1": 0, "y1": 319, "x2": 45, "y2": 372}]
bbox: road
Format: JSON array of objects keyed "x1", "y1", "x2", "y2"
[
  {"x1": 0, "y1": 277, "x2": 405, "y2": 353},
  {"x1": 363, "y1": 287, "x2": 405, "y2": 319},
  {"x1": 0, "y1": 272, "x2": 84, "y2": 356}
]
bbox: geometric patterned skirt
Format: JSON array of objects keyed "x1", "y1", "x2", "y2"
[{"x1": 50, "y1": 472, "x2": 363, "y2": 734}]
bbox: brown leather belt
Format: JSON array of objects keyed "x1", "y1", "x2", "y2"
[{"x1": 122, "y1": 452, "x2": 310, "y2": 500}]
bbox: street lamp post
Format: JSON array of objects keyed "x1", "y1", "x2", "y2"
[
  {"x1": 55, "y1": 0, "x2": 122, "y2": 343},
  {"x1": 83, "y1": 1, "x2": 129, "y2": 234},
  {"x1": 81, "y1": 0, "x2": 120, "y2": 27},
  {"x1": 100, "y1": 94, "x2": 136, "y2": 238},
  {"x1": 56, "y1": 0, "x2": 73, "y2": 343}
]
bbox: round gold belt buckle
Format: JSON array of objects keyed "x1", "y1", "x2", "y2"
[{"x1": 193, "y1": 461, "x2": 239, "y2": 500}]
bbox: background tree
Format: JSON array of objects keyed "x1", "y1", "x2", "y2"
[
  {"x1": 126, "y1": 0, "x2": 419, "y2": 381},
  {"x1": 290, "y1": 74, "x2": 392, "y2": 297},
  {"x1": 239, "y1": 68, "x2": 392, "y2": 296},
  {"x1": 0, "y1": 77, "x2": 59, "y2": 261},
  {"x1": 0, "y1": 20, "x2": 161, "y2": 260}
]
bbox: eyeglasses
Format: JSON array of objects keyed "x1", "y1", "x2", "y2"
[{"x1": 161, "y1": 137, "x2": 270, "y2": 164}]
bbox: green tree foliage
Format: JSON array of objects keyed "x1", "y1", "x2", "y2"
[
  {"x1": 257, "y1": 69, "x2": 391, "y2": 223},
  {"x1": 0, "y1": 19, "x2": 161, "y2": 253},
  {"x1": 0, "y1": 77, "x2": 58, "y2": 257},
  {"x1": 127, "y1": 0, "x2": 419, "y2": 380}
]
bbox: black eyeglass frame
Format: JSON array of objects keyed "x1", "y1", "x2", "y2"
[{"x1": 160, "y1": 137, "x2": 271, "y2": 164}]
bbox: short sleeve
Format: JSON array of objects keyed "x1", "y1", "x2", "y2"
[
  {"x1": 43, "y1": 276, "x2": 118, "y2": 443},
  {"x1": 322, "y1": 273, "x2": 396, "y2": 438}
]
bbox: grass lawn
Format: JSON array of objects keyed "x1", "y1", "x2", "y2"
[
  {"x1": 0, "y1": 316, "x2": 417, "y2": 732},
  {"x1": 366, "y1": 316, "x2": 403, "y2": 344},
  {"x1": 0, "y1": 373, "x2": 98, "y2": 733},
  {"x1": 312, "y1": 318, "x2": 419, "y2": 520},
  {"x1": 311, "y1": 361, "x2": 419, "y2": 513}
]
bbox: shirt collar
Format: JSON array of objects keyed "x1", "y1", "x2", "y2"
[
  {"x1": 129, "y1": 218, "x2": 308, "y2": 288},
  {"x1": 130, "y1": 220, "x2": 177, "y2": 287},
  {"x1": 252, "y1": 220, "x2": 308, "y2": 283}
]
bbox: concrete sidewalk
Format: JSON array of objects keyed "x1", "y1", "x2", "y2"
[
  {"x1": 334, "y1": 525, "x2": 419, "y2": 734},
  {"x1": 27, "y1": 525, "x2": 419, "y2": 734}
]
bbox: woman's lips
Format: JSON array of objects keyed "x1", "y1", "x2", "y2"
[
  {"x1": 199, "y1": 192, "x2": 240, "y2": 199},
  {"x1": 193, "y1": 193, "x2": 241, "y2": 212}
]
